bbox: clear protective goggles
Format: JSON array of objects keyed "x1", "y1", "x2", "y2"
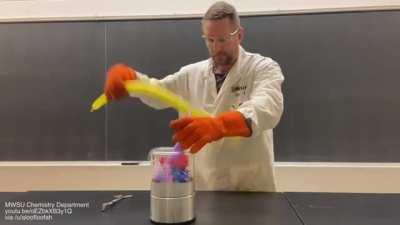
[{"x1": 201, "y1": 27, "x2": 239, "y2": 46}]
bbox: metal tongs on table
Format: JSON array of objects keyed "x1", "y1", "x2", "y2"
[{"x1": 101, "y1": 194, "x2": 133, "y2": 212}]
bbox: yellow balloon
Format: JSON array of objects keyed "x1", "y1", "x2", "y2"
[
  {"x1": 90, "y1": 80, "x2": 209, "y2": 117},
  {"x1": 90, "y1": 94, "x2": 107, "y2": 112}
]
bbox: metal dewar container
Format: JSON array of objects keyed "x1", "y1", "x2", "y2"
[{"x1": 150, "y1": 147, "x2": 195, "y2": 224}]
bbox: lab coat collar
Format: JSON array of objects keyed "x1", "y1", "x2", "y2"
[{"x1": 212, "y1": 46, "x2": 246, "y2": 106}]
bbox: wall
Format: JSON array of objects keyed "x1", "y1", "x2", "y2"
[
  {"x1": 2, "y1": 162, "x2": 400, "y2": 193},
  {"x1": 1, "y1": 1, "x2": 400, "y2": 192},
  {"x1": 1, "y1": 0, "x2": 400, "y2": 22}
]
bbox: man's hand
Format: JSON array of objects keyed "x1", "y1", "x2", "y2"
[
  {"x1": 104, "y1": 63, "x2": 137, "y2": 101},
  {"x1": 170, "y1": 111, "x2": 251, "y2": 153}
]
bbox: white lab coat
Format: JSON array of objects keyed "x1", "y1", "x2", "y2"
[{"x1": 133, "y1": 46, "x2": 284, "y2": 192}]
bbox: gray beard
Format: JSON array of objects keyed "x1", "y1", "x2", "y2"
[
  {"x1": 212, "y1": 54, "x2": 234, "y2": 66},
  {"x1": 212, "y1": 57, "x2": 237, "y2": 74}
]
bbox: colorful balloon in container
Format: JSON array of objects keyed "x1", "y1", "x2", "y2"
[{"x1": 153, "y1": 144, "x2": 191, "y2": 183}]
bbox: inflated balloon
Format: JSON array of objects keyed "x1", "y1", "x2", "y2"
[
  {"x1": 153, "y1": 144, "x2": 191, "y2": 183},
  {"x1": 90, "y1": 80, "x2": 209, "y2": 117}
]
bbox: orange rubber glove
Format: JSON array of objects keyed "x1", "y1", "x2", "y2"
[
  {"x1": 170, "y1": 111, "x2": 251, "y2": 153},
  {"x1": 104, "y1": 63, "x2": 137, "y2": 101}
]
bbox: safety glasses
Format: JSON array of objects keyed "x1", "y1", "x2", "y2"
[{"x1": 202, "y1": 27, "x2": 239, "y2": 46}]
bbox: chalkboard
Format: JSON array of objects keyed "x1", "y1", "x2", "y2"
[
  {"x1": 0, "y1": 10, "x2": 399, "y2": 161},
  {"x1": 0, "y1": 22, "x2": 106, "y2": 160}
]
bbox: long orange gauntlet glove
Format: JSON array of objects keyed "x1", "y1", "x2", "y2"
[
  {"x1": 104, "y1": 63, "x2": 137, "y2": 101},
  {"x1": 170, "y1": 111, "x2": 251, "y2": 153}
]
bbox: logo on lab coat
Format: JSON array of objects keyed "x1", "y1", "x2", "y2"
[
  {"x1": 231, "y1": 85, "x2": 247, "y2": 97},
  {"x1": 231, "y1": 85, "x2": 247, "y2": 93},
  {"x1": 230, "y1": 85, "x2": 247, "y2": 109}
]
